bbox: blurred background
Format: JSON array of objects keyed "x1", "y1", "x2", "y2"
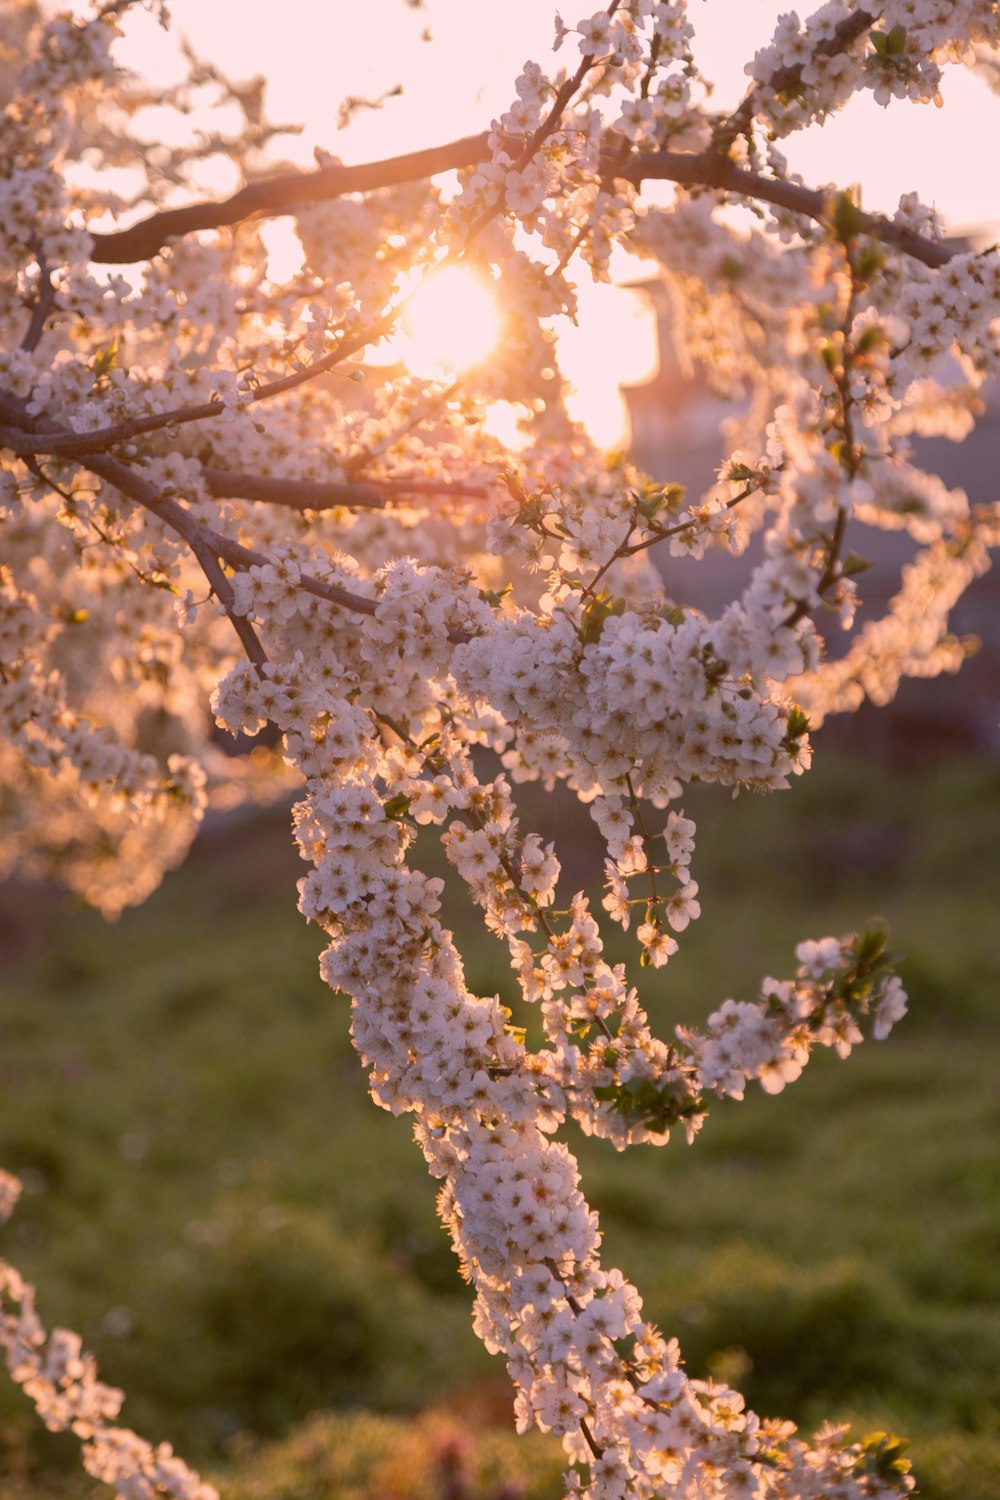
[{"x1": 1, "y1": 730, "x2": 998, "y2": 1499}]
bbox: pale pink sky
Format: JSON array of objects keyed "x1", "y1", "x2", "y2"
[
  {"x1": 115, "y1": 1, "x2": 996, "y2": 231},
  {"x1": 110, "y1": 3, "x2": 996, "y2": 447}
]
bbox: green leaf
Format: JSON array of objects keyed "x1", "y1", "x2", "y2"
[
  {"x1": 383, "y1": 793, "x2": 413, "y2": 821},
  {"x1": 479, "y1": 583, "x2": 513, "y2": 608},
  {"x1": 91, "y1": 338, "x2": 120, "y2": 378},
  {"x1": 580, "y1": 590, "x2": 625, "y2": 645},
  {"x1": 829, "y1": 190, "x2": 864, "y2": 244},
  {"x1": 854, "y1": 917, "x2": 890, "y2": 965},
  {"x1": 854, "y1": 1429, "x2": 912, "y2": 1482},
  {"x1": 784, "y1": 706, "x2": 812, "y2": 741}
]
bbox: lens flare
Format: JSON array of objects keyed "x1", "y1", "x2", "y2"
[{"x1": 400, "y1": 266, "x2": 501, "y2": 373}]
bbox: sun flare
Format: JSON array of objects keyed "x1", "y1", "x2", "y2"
[{"x1": 398, "y1": 266, "x2": 502, "y2": 374}]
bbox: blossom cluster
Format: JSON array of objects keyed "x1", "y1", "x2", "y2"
[
  {"x1": 210, "y1": 641, "x2": 912, "y2": 1498},
  {"x1": 0, "y1": 1, "x2": 996, "y2": 1497},
  {"x1": 0, "y1": 1172, "x2": 217, "y2": 1500}
]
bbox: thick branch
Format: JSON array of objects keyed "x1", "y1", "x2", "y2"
[
  {"x1": 84, "y1": 130, "x2": 952, "y2": 281},
  {"x1": 201, "y1": 468, "x2": 384, "y2": 510},
  {"x1": 80, "y1": 453, "x2": 384, "y2": 622},
  {"x1": 201, "y1": 467, "x2": 490, "y2": 510},
  {"x1": 618, "y1": 150, "x2": 953, "y2": 269},
  {"x1": 89, "y1": 133, "x2": 491, "y2": 263},
  {"x1": 0, "y1": 405, "x2": 475, "y2": 645}
]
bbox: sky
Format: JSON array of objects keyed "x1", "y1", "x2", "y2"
[{"x1": 111, "y1": 2, "x2": 998, "y2": 446}]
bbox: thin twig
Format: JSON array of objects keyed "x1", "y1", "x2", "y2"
[
  {"x1": 19, "y1": 258, "x2": 56, "y2": 354},
  {"x1": 461, "y1": 0, "x2": 623, "y2": 246},
  {"x1": 710, "y1": 9, "x2": 876, "y2": 155}
]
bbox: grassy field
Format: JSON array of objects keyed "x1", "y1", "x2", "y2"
[{"x1": 0, "y1": 741, "x2": 998, "y2": 1499}]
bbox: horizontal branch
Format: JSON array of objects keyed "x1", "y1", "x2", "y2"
[
  {"x1": 618, "y1": 150, "x2": 953, "y2": 269},
  {"x1": 0, "y1": 421, "x2": 492, "y2": 509},
  {"x1": 0, "y1": 391, "x2": 378, "y2": 625},
  {"x1": 0, "y1": 394, "x2": 474, "y2": 646},
  {"x1": 201, "y1": 467, "x2": 491, "y2": 510},
  {"x1": 0, "y1": 304, "x2": 405, "y2": 459},
  {"x1": 201, "y1": 467, "x2": 384, "y2": 509},
  {"x1": 89, "y1": 133, "x2": 491, "y2": 263},
  {"x1": 87, "y1": 454, "x2": 473, "y2": 643},
  {"x1": 81, "y1": 454, "x2": 384, "y2": 622},
  {"x1": 85, "y1": 128, "x2": 953, "y2": 278}
]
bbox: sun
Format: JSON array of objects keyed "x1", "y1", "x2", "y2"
[{"x1": 398, "y1": 266, "x2": 502, "y2": 374}]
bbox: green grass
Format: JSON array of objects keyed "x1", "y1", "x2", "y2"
[{"x1": 0, "y1": 746, "x2": 998, "y2": 1498}]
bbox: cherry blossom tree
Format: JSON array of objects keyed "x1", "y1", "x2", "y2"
[{"x1": 1, "y1": 2, "x2": 997, "y2": 1495}]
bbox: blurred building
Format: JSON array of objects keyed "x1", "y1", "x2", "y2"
[{"x1": 622, "y1": 277, "x2": 1000, "y2": 758}]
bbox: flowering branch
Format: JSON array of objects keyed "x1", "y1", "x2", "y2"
[
  {"x1": 0, "y1": 1173, "x2": 218, "y2": 1500},
  {"x1": 84, "y1": 134, "x2": 954, "y2": 271},
  {"x1": 709, "y1": 8, "x2": 877, "y2": 152},
  {"x1": 617, "y1": 150, "x2": 953, "y2": 268},
  {"x1": 88, "y1": 132, "x2": 492, "y2": 263}
]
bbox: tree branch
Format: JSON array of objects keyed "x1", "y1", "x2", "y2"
[
  {"x1": 184, "y1": 543, "x2": 268, "y2": 677},
  {"x1": 19, "y1": 258, "x2": 56, "y2": 354},
  {"x1": 710, "y1": 9, "x2": 876, "y2": 153},
  {"x1": 88, "y1": 133, "x2": 491, "y2": 264},
  {"x1": 0, "y1": 406, "x2": 475, "y2": 646},
  {"x1": 0, "y1": 303, "x2": 403, "y2": 458},
  {"x1": 617, "y1": 150, "x2": 953, "y2": 269},
  {"x1": 78, "y1": 452, "x2": 386, "y2": 623},
  {"x1": 84, "y1": 128, "x2": 953, "y2": 281},
  {"x1": 201, "y1": 467, "x2": 489, "y2": 510},
  {"x1": 201, "y1": 468, "x2": 384, "y2": 509}
]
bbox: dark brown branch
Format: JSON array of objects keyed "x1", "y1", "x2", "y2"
[
  {"x1": 0, "y1": 397, "x2": 474, "y2": 644},
  {"x1": 616, "y1": 150, "x2": 953, "y2": 269},
  {"x1": 189, "y1": 539, "x2": 270, "y2": 674},
  {"x1": 89, "y1": 11, "x2": 625, "y2": 266},
  {"x1": 0, "y1": 304, "x2": 403, "y2": 458},
  {"x1": 89, "y1": 133, "x2": 491, "y2": 264},
  {"x1": 201, "y1": 467, "x2": 490, "y2": 510},
  {"x1": 20, "y1": 259, "x2": 56, "y2": 354},
  {"x1": 201, "y1": 467, "x2": 384, "y2": 509},
  {"x1": 85, "y1": 127, "x2": 952, "y2": 291},
  {"x1": 0, "y1": 394, "x2": 383, "y2": 627},
  {"x1": 79, "y1": 453, "x2": 385, "y2": 623}
]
